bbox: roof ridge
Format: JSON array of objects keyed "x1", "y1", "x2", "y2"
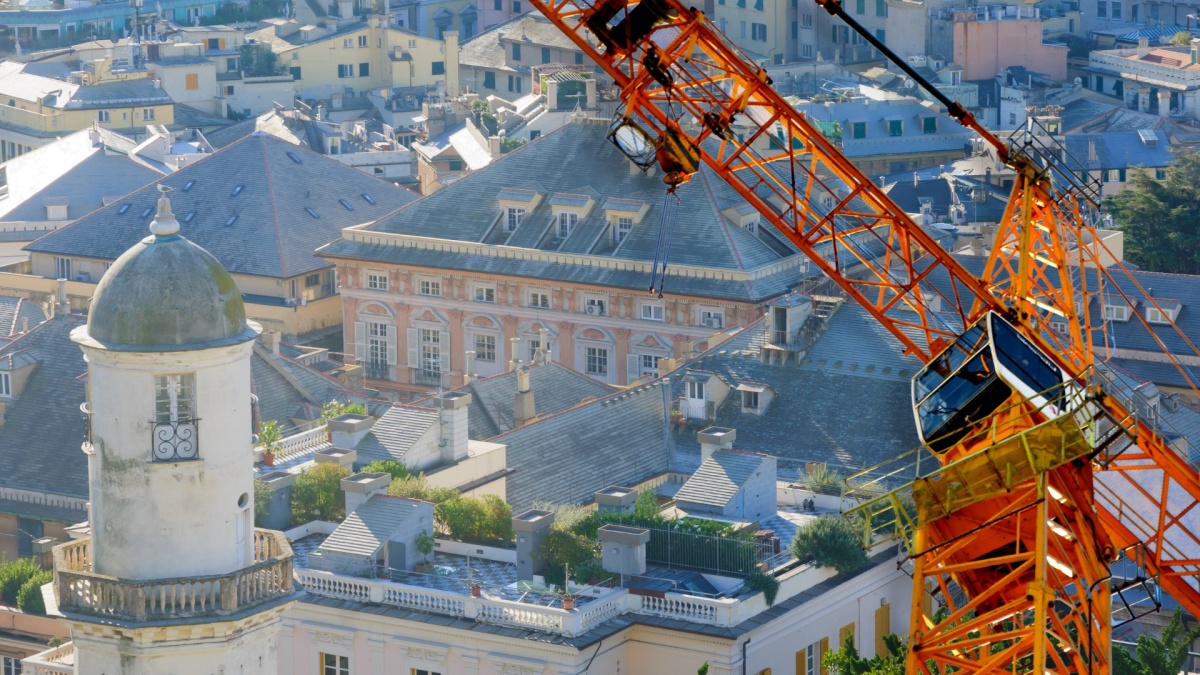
[{"x1": 260, "y1": 134, "x2": 289, "y2": 278}]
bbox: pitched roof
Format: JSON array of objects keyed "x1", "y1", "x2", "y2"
[
  {"x1": 0, "y1": 127, "x2": 163, "y2": 224},
  {"x1": 1062, "y1": 131, "x2": 1174, "y2": 171},
  {"x1": 320, "y1": 121, "x2": 804, "y2": 302},
  {"x1": 793, "y1": 98, "x2": 974, "y2": 159},
  {"x1": 0, "y1": 297, "x2": 45, "y2": 340},
  {"x1": 205, "y1": 109, "x2": 307, "y2": 149},
  {"x1": 415, "y1": 361, "x2": 615, "y2": 438},
  {"x1": 674, "y1": 449, "x2": 769, "y2": 508},
  {"x1": 671, "y1": 311, "x2": 925, "y2": 475},
  {"x1": 317, "y1": 494, "x2": 425, "y2": 558},
  {"x1": 0, "y1": 314, "x2": 90, "y2": 498},
  {"x1": 25, "y1": 133, "x2": 419, "y2": 279},
  {"x1": 354, "y1": 405, "x2": 441, "y2": 464},
  {"x1": 459, "y1": 12, "x2": 586, "y2": 71},
  {"x1": 492, "y1": 380, "x2": 671, "y2": 511}
]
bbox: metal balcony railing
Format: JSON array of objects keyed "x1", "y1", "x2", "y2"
[{"x1": 151, "y1": 418, "x2": 199, "y2": 461}]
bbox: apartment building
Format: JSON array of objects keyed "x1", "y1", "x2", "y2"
[
  {"x1": 458, "y1": 12, "x2": 596, "y2": 102},
  {"x1": 320, "y1": 118, "x2": 808, "y2": 396},
  {"x1": 1087, "y1": 40, "x2": 1200, "y2": 120},
  {"x1": 929, "y1": 4, "x2": 1068, "y2": 81}
]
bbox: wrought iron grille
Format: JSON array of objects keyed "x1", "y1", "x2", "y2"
[
  {"x1": 152, "y1": 418, "x2": 199, "y2": 461},
  {"x1": 365, "y1": 361, "x2": 389, "y2": 381},
  {"x1": 412, "y1": 368, "x2": 444, "y2": 387}
]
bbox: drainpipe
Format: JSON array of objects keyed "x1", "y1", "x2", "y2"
[{"x1": 743, "y1": 637, "x2": 751, "y2": 675}]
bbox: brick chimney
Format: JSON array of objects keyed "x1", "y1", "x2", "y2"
[{"x1": 513, "y1": 366, "x2": 535, "y2": 427}]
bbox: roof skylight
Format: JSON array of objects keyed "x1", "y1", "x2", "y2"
[
  {"x1": 182, "y1": 180, "x2": 196, "y2": 192},
  {"x1": 361, "y1": 193, "x2": 375, "y2": 205},
  {"x1": 287, "y1": 151, "x2": 303, "y2": 164},
  {"x1": 339, "y1": 199, "x2": 354, "y2": 211},
  {"x1": 118, "y1": 203, "x2": 130, "y2": 214},
  {"x1": 305, "y1": 207, "x2": 319, "y2": 218},
  {"x1": 231, "y1": 184, "x2": 244, "y2": 197}
]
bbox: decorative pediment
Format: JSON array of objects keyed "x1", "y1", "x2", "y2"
[
  {"x1": 409, "y1": 306, "x2": 450, "y2": 325},
  {"x1": 579, "y1": 328, "x2": 608, "y2": 341},
  {"x1": 468, "y1": 313, "x2": 500, "y2": 328},
  {"x1": 357, "y1": 301, "x2": 394, "y2": 318}
]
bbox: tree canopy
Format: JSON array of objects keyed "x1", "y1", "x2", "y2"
[
  {"x1": 1114, "y1": 608, "x2": 1200, "y2": 675},
  {"x1": 1106, "y1": 150, "x2": 1200, "y2": 274},
  {"x1": 823, "y1": 632, "x2": 905, "y2": 675},
  {"x1": 791, "y1": 516, "x2": 868, "y2": 574}
]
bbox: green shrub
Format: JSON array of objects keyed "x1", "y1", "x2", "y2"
[
  {"x1": 434, "y1": 494, "x2": 513, "y2": 545},
  {"x1": 0, "y1": 558, "x2": 42, "y2": 604},
  {"x1": 253, "y1": 477, "x2": 275, "y2": 527},
  {"x1": 362, "y1": 459, "x2": 410, "y2": 480},
  {"x1": 792, "y1": 516, "x2": 867, "y2": 574},
  {"x1": 16, "y1": 570, "x2": 51, "y2": 614},
  {"x1": 743, "y1": 570, "x2": 780, "y2": 606},
  {"x1": 386, "y1": 475, "x2": 459, "y2": 505},
  {"x1": 291, "y1": 463, "x2": 351, "y2": 524},
  {"x1": 320, "y1": 401, "x2": 367, "y2": 425},
  {"x1": 798, "y1": 464, "x2": 842, "y2": 495},
  {"x1": 539, "y1": 529, "x2": 598, "y2": 587}
]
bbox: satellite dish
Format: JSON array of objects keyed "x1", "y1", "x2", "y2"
[{"x1": 904, "y1": 78, "x2": 915, "y2": 88}]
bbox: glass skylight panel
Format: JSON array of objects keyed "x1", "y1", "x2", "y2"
[
  {"x1": 305, "y1": 207, "x2": 319, "y2": 218},
  {"x1": 182, "y1": 180, "x2": 196, "y2": 192},
  {"x1": 287, "y1": 151, "x2": 303, "y2": 164},
  {"x1": 361, "y1": 193, "x2": 375, "y2": 205},
  {"x1": 118, "y1": 203, "x2": 131, "y2": 214},
  {"x1": 231, "y1": 184, "x2": 244, "y2": 197},
  {"x1": 339, "y1": 199, "x2": 354, "y2": 211}
]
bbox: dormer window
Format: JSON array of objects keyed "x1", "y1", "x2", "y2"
[
  {"x1": 687, "y1": 380, "x2": 705, "y2": 400},
  {"x1": 505, "y1": 206, "x2": 524, "y2": 232},
  {"x1": 742, "y1": 389, "x2": 758, "y2": 410},
  {"x1": 887, "y1": 118, "x2": 903, "y2": 136},
  {"x1": 0, "y1": 372, "x2": 11, "y2": 398},
  {"x1": 1147, "y1": 307, "x2": 1174, "y2": 324},
  {"x1": 557, "y1": 211, "x2": 578, "y2": 238},
  {"x1": 1104, "y1": 304, "x2": 1129, "y2": 322},
  {"x1": 615, "y1": 216, "x2": 633, "y2": 243},
  {"x1": 741, "y1": 215, "x2": 759, "y2": 234}
]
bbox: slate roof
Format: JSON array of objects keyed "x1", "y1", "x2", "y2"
[
  {"x1": 318, "y1": 494, "x2": 424, "y2": 558},
  {"x1": 671, "y1": 310, "x2": 925, "y2": 476},
  {"x1": 0, "y1": 318, "x2": 371, "y2": 503},
  {"x1": 793, "y1": 98, "x2": 974, "y2": 159},
  {"x1": 0, "y1": 297, "x2": 45, "y2": 340},
  {"x1": 320, "y1": 121, "x2": 804, "y2": 303},
  {"x1": 414, "y1": 361, "x2": 615, "y2": 438},
  {"x1": 172, "y1": 103, "x2": 236, "y2": 131},
  {"x1": 459, "y1": 12, "x2": 586, "y2": 72},
  {"x1": 492, "y1": 380, "x2": 671, "y2": 511},
  {"x1": 0, "y1": 128, "x2": 163, "y2": 224},
  {"x1": 26, "y1": 133, "x2": 419, "y2": 279},
  {"x1": 1062, "y1": 130, "x2": 1174, "y2": 171},
  {"x1": 354, "y1": 405, "x2": 441, "y2": 464},
  {"x1": 674, "y1": 449, "x2": 769, "y2": 508},
  {"x1": 0, "y1": 314, "x2": 90, "y2": 498},
  {"x1": 205, "y1": 109, "x2": 307, "y2": 149}
]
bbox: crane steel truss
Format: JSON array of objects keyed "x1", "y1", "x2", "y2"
[{"x1": 523, "y1": 0, "x2": 1200, "y2": 671}]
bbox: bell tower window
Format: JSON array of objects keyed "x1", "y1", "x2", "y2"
[{"x1": 153, "y1": 373, "x2": 198, "y2": 461}]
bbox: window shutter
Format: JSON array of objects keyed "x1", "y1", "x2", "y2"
[
  {"x1": 219, "y1": 38, "x2": 227, "y2": 49},
  {"x1": 819, "y1": 638, "x2": 829, "y2": 675},
  {"x1": 407, "y1": 328, "x2": 419, "y2": 367},
  {"x1": 354, "y1": 321, "x2": 366, "y2": 361},
  {"x1": 385, "y1": 325, "x2": 397, "y2": 365},
  {"x1": 626, "y1": 353, "x2": 640, "y2": 381},
  {"x1": 875, "y1": 604, "x2": 890, "y2": 656},
  {"x1": 439, "y1": 330, "x2": 451, "y2": 373},
  {"x1": 840, "y1": 622, "x2": 855, "y2": 648}
]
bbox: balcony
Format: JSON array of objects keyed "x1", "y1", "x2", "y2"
[
  {"x1": 54, "y1": 530, "x2": 295, "y2": 623},
  {"x1": 19, "y1": 642, "x2": 73, "y2": 675},
  {"x1": 364, "y1": 361, "x2": 389, "y2": 381},
  {"x1": 151, "y1": 418, "x2": 199, "y2": 461},
  {"x1": 411, "y1": 368, "x2": 445, "y2": 387}
]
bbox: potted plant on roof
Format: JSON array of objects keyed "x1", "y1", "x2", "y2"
[
  {"x1": 257, "y1": 420, "x2": 282, "y2": 467},
  {"x1": 561, "y1": 563, "x2": 576, "y2": 611}
]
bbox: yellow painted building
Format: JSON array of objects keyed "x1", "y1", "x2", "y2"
[
  {"x1": 0, "y1": 57, "x2": 174, "y2": 161},
  {"x1": 251, "y1": 17, "x2": 457, "y2": 99}
]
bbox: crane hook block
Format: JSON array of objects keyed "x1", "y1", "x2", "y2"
[{"x1": 656, "y1": 127, "x2": 701, "y2": 189}]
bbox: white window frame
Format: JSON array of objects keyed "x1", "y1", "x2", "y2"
[
  {"x1": 585, "y1": 346, "x2": 608, "y2": 376},
  {"x1": 741, "y1": 215, "x2": 759, "y2": 234},
  {"x1": 0, "y1": 372, "x2": 11, "y2": 398},
  {"x1": 1104, "y1": 304, "x2": 1128, "y2": 321},
  {"x1": 527, "y1": 339, "x2": 542, "y2": 362},
  {"x1": 640, "y1": 353, "x2": 660, "y2": 376},
  {"x1": 640, "y1": 303, "x2": 664, "y2": 321},
  {"x1": 54, "y1": 256, "x2": 72, "y2": 280},
  {"x1": 700, "y1": 309, "x2": 724, "y2": 329},
  {"x1": 687, "y1": 380, "x2": 705, "y2": 400},
  {"x1": 3, "y1": 655, "x2": 23, "y2": 675},
  {"x1": 473, "y1": 285, "x2": 496, "y2": 303},
  {"x1": 505, "y1": 206, "x2": 525, "y2": 232},
  {"x1": 742, "y1": 389, "x2": 759, "y2": 410},
  {"x1": 366, "y1": 271, "x2": 388, "y2": 291},
  {"x1": 419, "y1": 278, "x2": 441, "y2": 296},
  {"x1": 142, "y1": 107, "x2": 155, "y2": 121},
  {"x1": 615, "y1": 216, "x2": 633, "y2": 243},
  {"x1": 366, "y1": 322, "x2": 390, "y2": 368},
  {"x1": 321, "y1": 652, "x2": 350, "y2": 675},
  {"x1": 475, "y1": 333, "x2": 497, "y2": 361},
  {"x1": 529, "y1": 291, "x2": 550, "y2": 309},
  {"x1": 420, "y1": 328, "x2": 442, "y2": 373},
  {"x1": 1147, "y1": 307, "x2": 1171, "y2": 324},
  {"x1": 98, "y1": 110, "x2": 110, "y2": 122},
  {"x1": 556, "y1": 211, "x2": 578, "y2": 238},
  {"x1": 584, "y1": 297, "x2": 607, "y2": 316},
  {"x1": 154, "y1": 373, "x2": 196, "y2": 423}
]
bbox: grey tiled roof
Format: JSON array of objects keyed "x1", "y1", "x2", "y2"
[
  {"x1": 0, "y1": 128, "x2": 163, "y2": 224},
  {"x1": 414, "y1": 361, "x2": 615, "y2": 439},
  {"x1": 674, "y1": 449, "x2": 768, "y2": 508},
  {"x1": 671, "y1": 312, "x2": 924, "y2": 476},
  {"x1": 0, "y1": 297, "x2": 45, "y2": 339},
  {"x1": 492, "y1": 381, "x2": 671, "y2": 511},
  {"x1": 1062, "y1": 131, "x2": 1173, "y2": 171},
  {"x1": 355, "y1": 405, "x2": 440, "y2": 464},
  {"x1": 459, "y1": 12, "x2": 585, "y2": 71},
  {"x1": 173, "y1": 103, "x2": 236, "y2": 131},
  {"x1": 0, "y1": 315, "x2": 90, "y2": 498},
  {"x1": 793, "y1": 99, "x2": 974, "y2": 159},
  {"x1": 320, "y1": 121, "x2": 803, "y2": 300},
  {"x1": 318, "y1": 494, "x2": 423, "y2": 558},
  {"x1": 26, "y1": 133, "x2": 419, "y2": 279},
  {"x1": 0, "y1": 496, "x2": 86, "y2": 523},
  {"x1": 205, "y1": 110, "x2": 307, "y2": 149}
]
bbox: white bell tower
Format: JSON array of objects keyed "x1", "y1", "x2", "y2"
[{"x1": 54, "y1": 186, "x2": 298, "y2": 674}]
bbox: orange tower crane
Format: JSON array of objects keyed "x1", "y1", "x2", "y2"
[{"x1": 523, "y1": 0, "x2": 1200, "y2": 671}]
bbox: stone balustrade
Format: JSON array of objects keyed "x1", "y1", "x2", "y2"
[
  {"x1": 53, "y1": 530, "x2": 294, "y2": 622},
  {"x1": 265, "y1": 425, "x2": 330, "y2": 464},
  {"x1": 20, "y1": 642, "x2": 74, "y2": 675}
]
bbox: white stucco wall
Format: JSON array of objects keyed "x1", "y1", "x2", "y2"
[{"x1": 73, "y1": 331, "x2": 259, "y2": 580}]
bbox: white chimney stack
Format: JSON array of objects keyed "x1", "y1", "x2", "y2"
[
  {"x1": 439, "y1": 392, "x2": 472, "y2": 462},
  {"x1": 697, "y1": 426, "x2": 736, "y2": 462},
  {"x1": 513, "y1": 367, "x2": 535, "y2": 427}
]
